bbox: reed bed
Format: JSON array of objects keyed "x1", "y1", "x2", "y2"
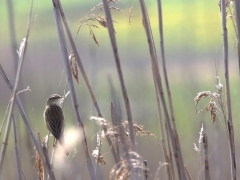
[{"x1": 0, "y1": 0, "x2": 238, "y2": 179}]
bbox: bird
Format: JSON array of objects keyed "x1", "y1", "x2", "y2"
[{"x1": 43, "y1": 94, "x2": 69, "y2": 156}]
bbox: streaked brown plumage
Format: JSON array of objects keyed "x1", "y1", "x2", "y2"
[{"x1": 44, "y1": 94, "x2": 69, "y2": 156}]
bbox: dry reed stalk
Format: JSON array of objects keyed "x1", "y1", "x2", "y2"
[
  {"x1": 53, "y1": 0, "x2": 119, "y2": 167},
  {"x1": 0, "y1": 38, "x2": 27, "y2": 172},
  {"x1": 0, "y1": 0, "x2": 36, "y2": 172},
  {"x1": 12, "y1": 115, "x2": 22, "y2": 180},
  {"x1": 0, "y1": 100, "x2": 11, "y2": 136},
  {"x1": 0, "y1": 4, "x2": 31, "y2": 170},
  {"x1": 110, "y1": 103, "x2": 120, "y2": 161},
  {"x1": 157, "y1": 0, "x2": 186, "y2": 179},
  {"x1": 51, "y1": 1, "x2": 96, "y2": 179},
  {"x1": 221, "y1": 0, "x2": 237, "y2": 179},
  {"x1": 0, "y1": 65, "x2": 56, "y2": 180},
  {"x1": 101, "y1": 0, "x2": 136, "y2": 150},
  {"x1": 203, "y1": 134, "x2": 210, "y2": 180},
  {"x1": 153, "y1": 73, "x2": 172, "y2": 180},
  {"x1": 143, "y1": 160, "x2": 148, "y2": 180},
  {"x1": 6, "y1": 0, "x2": 18, "y2": 65},
  {"x1": 233, "y1": 0, "x2": 240, "y2": 73},
  {"x1": 139, "y1": 0, "x2": 186, "y2": 179}
]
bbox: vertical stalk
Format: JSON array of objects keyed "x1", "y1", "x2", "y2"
[
  {"x1": 52, "y1": 1, "x2": 96, "y2": 179},
  {"x1": 12, "y1": 115, "x2": 22, "y2": 180},
  {"x1": 139, "y1": 0, "x2": 186, "y2": 179},
  {"x1": 0, "y1": 37, "x2": 27, "y2": 173},
  {"x1": 221, "y1": 1, "x2": 236, "y2": 179},
  {"x1": 153, "y1": 75, "x2": 172, "y2": 180},
  {"x1": 54, "y1": 0, "x2": 119, "y2": 164},
  {"x1": 157, "y1": 0, "x2": 185, "y2": 179},
  {"x1": 0, "y1": 0, "x2": 33, "y2": 171},
  {"x1": 203, "y1": 134, "x2": 210, "y2": 180},
  {"x1": 6, "y1": 0, "x2": 18, "y2": 65},
  {"x1": 233, "y1": 0, "x2": 240, "y2": 73},
  {"x1": 143, "y1": 160, "x2": 148, "y2": 180},
  {"x1": 0, "y1": 65, "x2": 56, "y2": 180},
  {"x1": 101, "y1": 0, "x2": 136, "y2": 150}
]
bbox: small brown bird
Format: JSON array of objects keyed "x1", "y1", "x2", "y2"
[{"x1": 44, "y1": 94, "x2": 69, "y2": 156}]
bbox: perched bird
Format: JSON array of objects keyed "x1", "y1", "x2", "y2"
[{"x1": 44, "y1": 94, "x2": 69, "y2": 156}]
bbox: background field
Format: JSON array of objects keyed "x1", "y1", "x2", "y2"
[{"x1": 0, "y1": 0, "x2": 240, "y2": 179}]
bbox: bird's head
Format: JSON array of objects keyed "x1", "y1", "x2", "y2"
[{"x1": 46, "y1": 94, "x2": 63, "y2": 107}]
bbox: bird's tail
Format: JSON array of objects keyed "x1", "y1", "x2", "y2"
[{"x1": 59, "y1": 136, "x2": 69, "y2": 156}]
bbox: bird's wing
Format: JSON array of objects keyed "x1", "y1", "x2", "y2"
[{"x1": 44, "y1": 105, "x2": 65, "y2": 139}]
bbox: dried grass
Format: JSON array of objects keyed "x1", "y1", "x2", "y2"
[
  {"x1": 75, "y1": 0, "x2": 122, "y2": 45},
  {"x1": 90, "y1": 116, "x2": 156, "y2": 141},
  {"x1": 110, "y1": 152, "x2": 149, "y2": 180},
  {"x1": 194, "y1": 78, "x2": 223, "y2": 123},
  {"x1": 34, "y1": 149, "x2": 44, "y2": 180}
]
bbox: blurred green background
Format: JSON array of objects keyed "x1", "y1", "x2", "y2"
[{"x1": 0, "y1": 0, "x2": 240, "y2": 179}]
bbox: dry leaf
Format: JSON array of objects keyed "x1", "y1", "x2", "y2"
[{"x1": 69, "y1": 51, "x2": 80, "y2": 84}]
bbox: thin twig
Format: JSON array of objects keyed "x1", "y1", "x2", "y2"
[
  {"x1": 21, "y1": 170, "x2": 28, "y2": 180},
  {"x1": 143, "y1": 160, "x2": 148, "y2": 180},
  {"x1": 57, "y1": 69, "x2": 65, "y2": 94},
  {"x1": 184, "y1": 165, "x2": 193, "y2": 180}
]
